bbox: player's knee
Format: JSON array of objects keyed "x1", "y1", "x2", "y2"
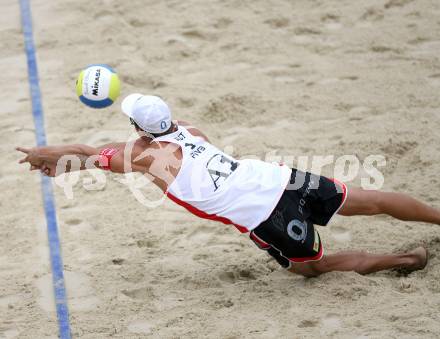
[
  {"x1": 310, "y1": 258, "x2": 329, "y2": 275},
  {"x1": 307, "y1": 260, "x2": 330, "y2": 277},
  {"x1": 290, "y1": 259, "x2": 327, "y2": 277},
  {"x1": 290, "y1": 267, "x2": 320, "y2": 278}
]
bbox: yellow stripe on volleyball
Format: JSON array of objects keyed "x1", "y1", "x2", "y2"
[
  {"x1": 108, "y1": 73, "x2": 121, "y2": 102},
  {"x1": 76, "y1": 64, "x2": 121, "y2": 108},
  {"x1": 76, "y1": 70, "x2": 84, "y2": 97}
]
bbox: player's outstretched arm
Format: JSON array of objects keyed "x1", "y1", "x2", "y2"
[
  {"x1": 17, "y1": 144, "x2": 98, "y2": 176},
  {"x1": 16, "y1": 142, "x2": 140, "y2": 177}
]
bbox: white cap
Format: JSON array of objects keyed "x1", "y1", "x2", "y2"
[{"x1": 121, "y1": 94, "x2": 172, "y2": 134}]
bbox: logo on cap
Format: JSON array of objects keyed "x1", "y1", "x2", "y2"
[{"x1": 160, "y1": 121, "x2": 167, "y2": 130}]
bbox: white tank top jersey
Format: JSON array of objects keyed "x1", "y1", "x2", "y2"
[{"x1": 154, "y1": 125, "x2": 292, "y2": 233}]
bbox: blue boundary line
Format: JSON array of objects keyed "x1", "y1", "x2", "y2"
[{"x1": 19, "y1": 0, "x2": 72, "y2": 338}]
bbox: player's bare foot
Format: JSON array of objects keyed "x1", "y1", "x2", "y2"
[{"x1": 403, "y1": 247, "x2": 428, "y2": 272}]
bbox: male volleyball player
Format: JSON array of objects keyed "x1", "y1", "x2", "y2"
[{"x1": 17, "y1": 94, "x2": 440, "y2": 277}]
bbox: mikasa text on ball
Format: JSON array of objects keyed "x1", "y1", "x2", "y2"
[{"x1": 76, "y1": 64, "x2": 120, "y2": 108}]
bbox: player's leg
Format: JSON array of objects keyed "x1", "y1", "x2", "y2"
[
  {"x1": 338, "y1": 187, "x2": 440, "y2": 225},
  {"x1": 289, "y1": 247, "x2": 427, "y2": 277}
]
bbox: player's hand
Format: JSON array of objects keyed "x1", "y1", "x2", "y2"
[
  {"x1": 40, "y1": 162, "x2": 56, "y2": 177},
  {"x1": 17, "y1": 147, "x2": 57, "y2": 176},
  {"x1": 16, "y1": 146, "x2": 44, "y2": 170}
]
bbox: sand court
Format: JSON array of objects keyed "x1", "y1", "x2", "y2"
[{"x1": 2, "y1": 0, "x2": 440, "y2": 338}]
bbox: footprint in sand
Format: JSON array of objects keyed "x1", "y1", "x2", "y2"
[
  {"x1": 360, "y1": 7, "x2": 384, "y2": 22},
  {"x1": 321, "y1": 14, "x2": 342, "y2": 30},
  {"x1": 65, "y1": 218, "x2": 82, "y2": 226},
  {"x1": 119, "y1": 269, "x2": 147, "y2": 284},
  {"x1": 213, "y1": 18, "x2": 233, "y2": 29},
  {"x1": 297, "y1": 319, "x2": 319, "y2": 328},
  {"x1": 121, "y1": 286, "x2": 154, "y2": 300},
  {"x1": 264, "y1": 17, "x2": 290, "y2": 29},
  {"x1": 111, "y1": 258, "x2": 125, "y2": 265},
  {"x1": 370, "y1": 45, "x2": 401, "y2": 53},
  {"x1": 294, "y1": 27, "x2": 321, "y2": 36},
  {"x1": 384, "y1": 0, "x2": 414, "y2": 9},
  {"x1": 92, "y1": 9, "x2": 113, "y2": 20},
  {"x1": 218, "y1": 269, "x2": 256, "y2": 284},
  {"x1": 129, "y1": 19, "x2": 146, "y2": 27},
  {"x1": 379, "y1": 140, "x2": 418, "y2": 157},
  {"x1": 65, "y1": 218, "x2": 94, "y2": 237},
  {"x1": 177, "y1": 97, "x2": 196, "y2": 108},
  {"x1": 407, "y1": 37, "x2": 429, "y2": 46},
  {"x1": 192, "y1": 253, "x2": 210, "y2": 262},
  {"x1": 181, "y1": 29, "x2": 218, "y2": 41},
  {"x1": 317, "y1": 76, "x2": 358, "y2": 85},
  {"x1": 340, "y1": 75, "x2": 359, "y2": 81},
  {"x1": 259, "y1": 65, "x2": 301, "y2": 84},
  {"x1": 213, "y1": 298, "x2": 234, "y2": 309},
  {"x1": 136, "y1": 239, "x2": 156, "y2": 248}
]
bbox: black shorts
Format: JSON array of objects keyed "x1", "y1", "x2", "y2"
[{"x1": 250, "y1": 168, "x2": 347, "y2": 269}]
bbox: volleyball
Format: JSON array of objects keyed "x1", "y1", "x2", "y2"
[{"x1": 76, "y1": 64, "x2": 120, "y2": 108}]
